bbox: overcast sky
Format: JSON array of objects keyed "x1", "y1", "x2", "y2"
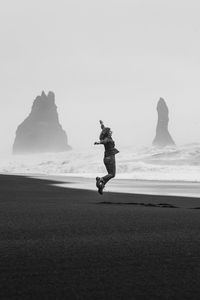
[{"x1": 0, "y1": 0, "x2": 200, "y2": 153}]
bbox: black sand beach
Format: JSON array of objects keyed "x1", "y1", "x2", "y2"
[{"x1": 1, "y1": 174, "x2": 200, "y2": 299}]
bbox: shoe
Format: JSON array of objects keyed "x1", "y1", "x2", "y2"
[
  {"x1": 98, "y1": 181, "x2": 104, "y2": 195},
  {"x1": 96, "y1": 177, "x2": 105, "y2": 195},
  {"x1": 96, "y1": 177, "x2": 100, "y2": 188}
]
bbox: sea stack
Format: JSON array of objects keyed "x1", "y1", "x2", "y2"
[
  {"x1": 13, "y1": 91, "x2": 71, "y2": 154},
  {"x1": 153, "y1": 98, "x2": 175, "y2": 147}
]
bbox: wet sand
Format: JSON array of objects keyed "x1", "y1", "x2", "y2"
[{"x1": 1, "y1": 174, "x2": 200, "y2": 299}]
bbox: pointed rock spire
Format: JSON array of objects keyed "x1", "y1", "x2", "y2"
[
  {"x1": 13, "y1": 91, "x2": 71, "y2": 154},
  {"x1": 153, "y1": 98, "x2": 175, "y2": 147}
]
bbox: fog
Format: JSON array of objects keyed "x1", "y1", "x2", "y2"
[{"x1": 0, "y1": 0, "x2": 200, "y2": 154}]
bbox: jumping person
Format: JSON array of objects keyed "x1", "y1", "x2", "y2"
[{"x1": 94, "y1": 120, "x2": 119, "y2": 194}]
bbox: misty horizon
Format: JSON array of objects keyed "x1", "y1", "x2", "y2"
[
  {"x1": 4, "y1": 88, "x2": 200, "y2": 155},
  {"x1": 1, "y1": 0, "x2": 200, "y2": 153}
]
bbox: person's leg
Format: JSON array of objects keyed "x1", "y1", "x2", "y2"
[{"x1": 102, "y1": 155, "x2": 116, "y2": 185}]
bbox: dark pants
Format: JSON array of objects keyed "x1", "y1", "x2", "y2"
[{"x1": 102, "y1": 155, "x2": 116, "y2": 184}]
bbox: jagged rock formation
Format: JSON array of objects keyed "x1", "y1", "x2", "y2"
[
  {"x1": 13, "y1": 91, "x2": 71, "y2": 154},
  {"x1": 153, "y1": 98, "x2": 175, "y2": 147}
]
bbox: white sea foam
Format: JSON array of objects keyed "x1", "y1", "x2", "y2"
[{"x1": 1, "y1": 144, "x2": 200, "y2": 182}]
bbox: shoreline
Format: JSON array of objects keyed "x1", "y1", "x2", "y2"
[
  {"x1": 4, "y1": 171, "x2": 200, "y2": 183},
  {"x1": 4, "y1": 172, "x2": 200, "y2": 198}
]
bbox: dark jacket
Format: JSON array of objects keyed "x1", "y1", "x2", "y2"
[{"x1": 100, "y1": 137, "x2": 119, "y2": 157}]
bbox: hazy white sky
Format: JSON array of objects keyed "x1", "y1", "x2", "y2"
[{"x1": 0, "y1": 0, "x2": 200, "y2": 153}]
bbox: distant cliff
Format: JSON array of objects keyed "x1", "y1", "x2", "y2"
[
  {"x1": 153, "y1": 98, "x2": 175, "y2": 147},
  {"x1": 13, "y1": 91, "x2": 71, "y2": 154}
]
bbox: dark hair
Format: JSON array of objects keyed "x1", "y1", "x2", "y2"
[{"x1": 99, "y1": 127, "x2": 112, "y2": 140}]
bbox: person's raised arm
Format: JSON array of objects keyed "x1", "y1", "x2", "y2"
[
  {"x1": 94, "y1": 120, "x2": 111, "y2": 145},
  {"x1": 99, "y1": 120, "x2": 105, "y2": 129}
]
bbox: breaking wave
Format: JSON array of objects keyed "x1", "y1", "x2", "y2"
[{"x1": 1, "y1": 143, "x2": 200, "y2": 182}]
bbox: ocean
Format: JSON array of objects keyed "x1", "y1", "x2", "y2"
[{"x1": 1, "y1": 143, "x2": 200, "y2": 182}]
